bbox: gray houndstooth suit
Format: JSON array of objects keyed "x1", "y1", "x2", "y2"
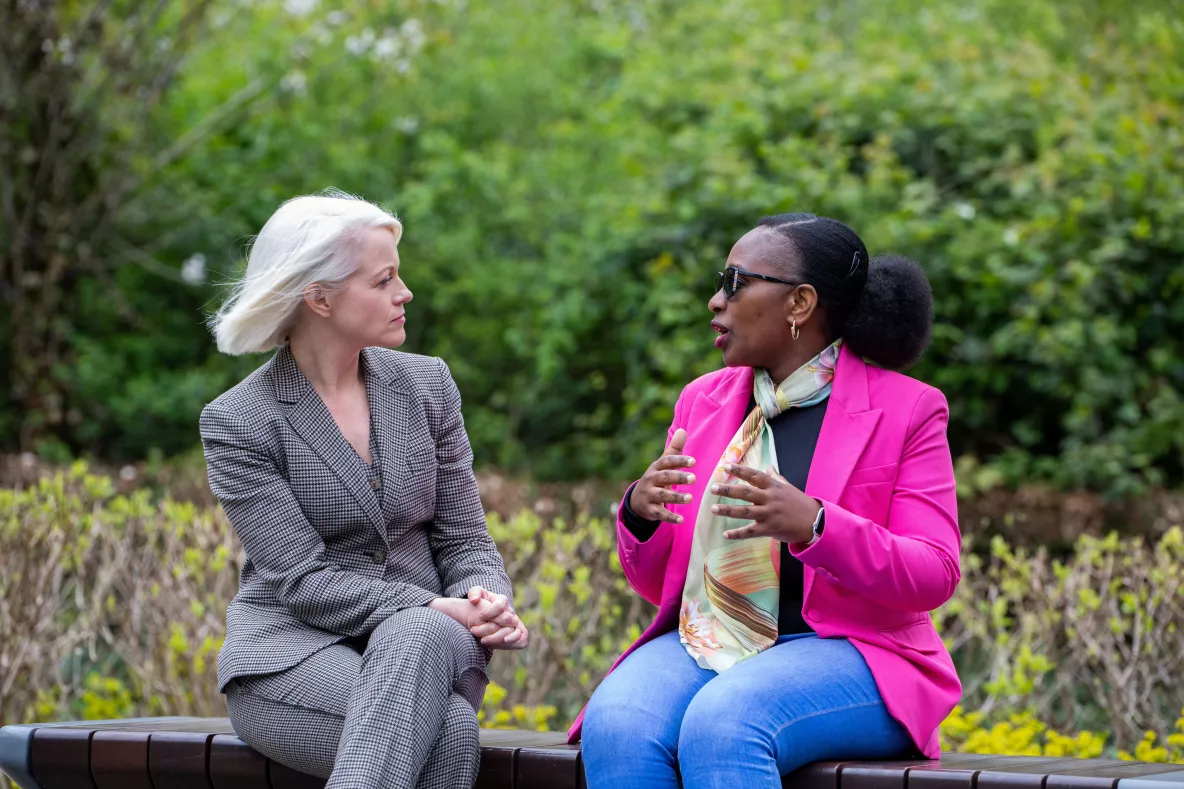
[{"x1": 200, "y1": 344, "x2": 513, "y2": 788}]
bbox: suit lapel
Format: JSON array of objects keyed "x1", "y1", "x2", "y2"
[
  {"x1": 363, "y1": 348, "x2": 412, "y2": 530},
  {"x1": 803, "y1": 344, "x2": 881, "y2": 599},
  {"x1": 274, "y1": 346, "x2": 387, "y2": 545}
]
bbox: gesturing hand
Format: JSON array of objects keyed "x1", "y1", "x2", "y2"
[
  {"x1": 713, "y1": 464, "x2": 821, "y2": 546},
  {"x1": 628, "y1": 428, "x2": 697, "y2": 523}
]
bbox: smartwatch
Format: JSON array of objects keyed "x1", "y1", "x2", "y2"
[{"x1": 809, "y1": 504, "x2": 825, "y2": 543}]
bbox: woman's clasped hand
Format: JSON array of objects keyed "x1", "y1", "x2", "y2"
[{"x1": 430, "y1": 586, "x2": 529, "y2": 650}]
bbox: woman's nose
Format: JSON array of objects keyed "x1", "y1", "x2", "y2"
[{"x1": 708, "y1": 289, "x2": 726, "y2": 313}]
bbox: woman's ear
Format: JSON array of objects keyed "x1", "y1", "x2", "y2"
[
  {"x1": 303, "y1": 284, "x2": 332, "y2": 318},
  {"x1": 787, "y1": 284, "x2": 820, "y2": 327}
]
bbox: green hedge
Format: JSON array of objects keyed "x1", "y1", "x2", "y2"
[
  {"x1": 5, "y1": 0, "x2": 1183, "y2": 495},
  {"x1": 4, "y1": 465, "x2": 1183, "y2": 759}
]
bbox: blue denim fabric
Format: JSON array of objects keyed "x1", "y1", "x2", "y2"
[{"x1": 581, "y1": 630, "x2": 914, "y2": 789}]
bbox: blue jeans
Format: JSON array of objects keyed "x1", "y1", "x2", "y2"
[{"x1": 581, "y1": 631, "x2": 913, "y2": 789}]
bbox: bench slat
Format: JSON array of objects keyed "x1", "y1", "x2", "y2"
[
  {"x1": 905, "y1": 768, "x2": 977, "y2": 789},
  {"x1": 973, "y1": 759, "x2": 1105, "y2": 789},
  {"x1": 1117, "y1": 772, "x2": 1184, "y2": 789},
  {"x1": 29, "y1": 729, "x2": 95, "y2": 789},
  {"x1": 90, "y1": 731, "x2": 152, "y2": 789},
  {"x1": 147, "y1": 732, "x2": 215, "y2": 789},
  {"x1": 782, "y1": 760, "x2": 843, "y2": 789},
  {"x1": 475, "y1": 744, "x2": 517, "y2": 789},
  {"x1": 269, "y1": 760, "x2": 327, "y2": 788},
  {"x1": 516, "y1": 745, "x2": 582, "y2": 789},
  {"x1": 839, "y1": 759, "x2": 938, "y2": 789},
  {"x1": 208, "y1": 734, "x2": 269, "y2": 789}
]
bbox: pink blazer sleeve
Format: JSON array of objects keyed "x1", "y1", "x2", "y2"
[
  {"x1": 791, "y1": 387, "x2": 961, "y2": 612},
  {"x1": 614, "y1": 387, "x2": 690, "y2": 606}
]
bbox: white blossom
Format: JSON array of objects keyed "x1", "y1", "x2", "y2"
[
  {"x1": 345, "y1": 27, "x2": 376, "y2": 55},
  {"x1": 373, "y1": 34, "x2": 402, "y2": 60},
  {"x1": 283, "y1": 0, "x2": 319, "y2": 17},
  {"x1": 181, "y1": 253, "x2": 207, "y2": 285},
  {"x1": 400, "y1": 18, "x2": 425, "y2": 52},
  {"x1": 280, "y1": 71, "x2": 308, "y2": 94}
]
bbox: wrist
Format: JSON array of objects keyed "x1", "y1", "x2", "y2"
[{"x1": 806, "y1": 501, "x2": 824, "y2": 545}]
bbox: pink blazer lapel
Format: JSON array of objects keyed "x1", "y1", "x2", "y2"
[{"x1": 803, "y1": 344, "x2": 882, "y2": 598}]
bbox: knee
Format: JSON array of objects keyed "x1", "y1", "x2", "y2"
[
  {"x1": 677, "y1": 683, "x2": 761, "y2": 762},
  {"x1": 369, "y1": 605, "x2": 469, "y2": 661},
  {"x1": 582, "y1": 679, "x2": 673, "y2": 757}
]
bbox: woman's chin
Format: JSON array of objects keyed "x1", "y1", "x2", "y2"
[
  {"x1": 719, "y1": 345, "x2": 746, "y2": 368},
  {"x1": 377, "y1": 326, "x2": 407, "y2": 348}
]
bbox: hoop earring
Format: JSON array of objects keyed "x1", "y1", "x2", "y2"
[{"x1": 791, "y1": 319, "x2": 800, "y2": 341}]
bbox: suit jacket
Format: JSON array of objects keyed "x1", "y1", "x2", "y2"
[
  {"x1": 200, "y1": 345, "x2": 512, "y2": 692},
  {"x1": 567, "y1": 344, "x2": 962, "y2": 758}
]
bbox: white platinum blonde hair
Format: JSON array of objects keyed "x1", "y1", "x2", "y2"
[{"x1": 209, "y1": 189, "x2": 402, "y2": 355}]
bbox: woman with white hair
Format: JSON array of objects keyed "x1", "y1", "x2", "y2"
[{"x1": 200, "y1": 190, "x2": 526, "y2": 789}]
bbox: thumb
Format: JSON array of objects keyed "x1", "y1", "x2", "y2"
[{"x1": 665, "y1": 428, "x2": 688, "y2": 455}]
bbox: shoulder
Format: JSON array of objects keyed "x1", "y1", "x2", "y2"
[
  {"x1": 678, "y1": 365, "x2": 747, "y2": 403},
  {"x1": 864, "y1": 364, "x2": 948, "y2": 430},
  {"x1": 199, "y1": 355, "x2": 282, "y2": 441},
  {"x1": 364, "y1": 346, "x2": 452, "y2": 399}
]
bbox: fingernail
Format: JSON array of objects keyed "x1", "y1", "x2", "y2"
[
  {"x1": 711, "y1": 505, "x2": 720, "y2": 514},
  {"x1": 682, "y1": 494, "x2": 692, "y2": 503},
  {"x1": 675, "y1": 515, "x2": 684, "y2": 523},
  {"x1": 686, "y1": 474, "x2": 696, "y2": 484},
  {"x1": 723, "y1": 463, "x2": 733, "y2": 472},
  {"x1": 711, "y1": 484, "x2": 720, "y2": 494},
  {"x1": 687, "y1": 458, "x2": 696, "y2": 466}
]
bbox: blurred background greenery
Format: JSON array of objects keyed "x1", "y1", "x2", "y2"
[
  {"x1": 2, "y1": 0, "x2": 1184, "y2": 762},
  {"x1": 3, "y1": 0, "x2": 1182, "y2": 494}
]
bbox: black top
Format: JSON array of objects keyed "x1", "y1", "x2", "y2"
[{"x1": 622, "y1": 396, "x2": 829, "y2": 635}]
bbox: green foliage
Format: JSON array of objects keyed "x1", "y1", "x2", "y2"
[
  {"x1": 5, "y1": 467, "x2": 1184, "y2": 761},
  {"x1": 2, "y1": 0, "x2": 1182, "y2": 495}
]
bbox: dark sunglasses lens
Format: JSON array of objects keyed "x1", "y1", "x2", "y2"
[{"x1": 723, "y1": 268, "x2": 738, "y2": 297}]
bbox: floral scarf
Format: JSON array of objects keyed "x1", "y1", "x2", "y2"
[{"x1": 678, "y1": 340, "x2": 840, "y2": 672}]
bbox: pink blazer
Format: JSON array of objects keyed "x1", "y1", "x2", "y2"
[{"x1": 566, "y1": 344, "x2": 962, "y2": 758}]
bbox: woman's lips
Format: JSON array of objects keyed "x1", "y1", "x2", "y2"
[{"x1": 712, "y1": 321, "x2": 730, "y2": 349}]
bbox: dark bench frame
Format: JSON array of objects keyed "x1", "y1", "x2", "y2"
[{"x1": 2, "y1": 718, "x2": 1183, "y2": 789}]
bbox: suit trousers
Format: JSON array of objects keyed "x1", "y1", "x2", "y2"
[{"x1": 226, "y1": 606, "x2": 488, "y2": 789}]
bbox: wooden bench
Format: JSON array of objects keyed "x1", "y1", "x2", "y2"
[{"x1": 2, "y1": 718, "x2": 1182, "y2": 789}]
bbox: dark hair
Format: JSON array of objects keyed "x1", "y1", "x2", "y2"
[{"x1": 755, "y1": 213, "x2": 933, "y2": 371}]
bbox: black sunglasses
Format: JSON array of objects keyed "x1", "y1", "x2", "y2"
[{"x1": 715, "y1": 266, "x2": 801, "y2": 298}]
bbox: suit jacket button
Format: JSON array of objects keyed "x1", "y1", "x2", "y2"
[
  {"x1": 370, "y1": 477, "x2": 382, "y2": 491},
  {"x1": 370, "y1": 549, "x2": 386, "y2": 564}
]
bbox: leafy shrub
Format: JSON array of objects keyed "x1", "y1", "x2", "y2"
[
  {"x1": 2, "y1": 467, "x2": 1182, "y2": 765},
  {"x1": 4, "y1": 0, "x2": 1184, "y2": 497}
]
